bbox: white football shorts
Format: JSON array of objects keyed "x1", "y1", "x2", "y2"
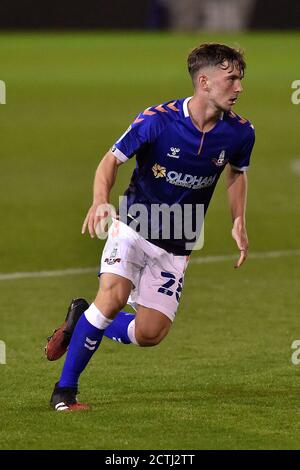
[{"x1": 99, "y1": 219, "x2": 189, "y2": 321}]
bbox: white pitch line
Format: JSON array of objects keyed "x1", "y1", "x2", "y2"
[
  {"x1": 0, "y1": 267, "x2": 97, "y2": 281},
  {"x1": 192, "y1": 249, "x2": 300, "y2": 264},
  {"x1": 0, "y1": 249, "x2": 299, "y2": 282}
]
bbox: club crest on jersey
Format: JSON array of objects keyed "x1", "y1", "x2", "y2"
[
  {"x1": 212, "y1": 150, "x2": 228, "y2": 167},
  {"x1": 104, "y1": 246, "x2": 121, "y2": 265},
  {"x1": 167, "y1": 147, "x2": 180, "y2": 159},
  {"x1": 152, "y1": 163, "x2": 166, "y2": 178}
]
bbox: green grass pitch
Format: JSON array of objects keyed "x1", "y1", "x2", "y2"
[{"x1": 0, "y1": 31, "x2": 300, "y2": 450}]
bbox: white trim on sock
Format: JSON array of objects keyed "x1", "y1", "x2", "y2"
[
  {"x1": 84, "y1": 303, "x2": 113, "y2": 330},
  {"x1": 127, "y1": 319, "x2": 139, "y2": 345}
]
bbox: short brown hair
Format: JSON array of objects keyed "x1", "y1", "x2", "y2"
[{"x1": 187, "y1": 43, "x2": 246, "y2": 86}]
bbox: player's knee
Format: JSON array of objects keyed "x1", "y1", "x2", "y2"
[
  {"x1": 95, "y1": 284, "x2": 127, "y2": 316},
  {"x1": 135, "y1": 325, "x2": 169, "y2": 347},
  {"x1": 136, "y1": 332, "x2": 161, "y2": 347}
]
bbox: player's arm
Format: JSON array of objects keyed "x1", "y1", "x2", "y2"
[
  {"x1": 82, "y1": 150, "x2": 123, "y2": 238},
  {"x1": 226, "y1": 166, "x2": 248, "y2": 268},
  {"x1": 82, "y1": 106, "x2": 158, "y2": 237}
]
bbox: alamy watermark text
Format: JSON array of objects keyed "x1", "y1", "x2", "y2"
[
  {"x1": 0, "y1": 341, "x2": 6, "y2": 364},
  {"x1": 291, "y1": 80, "x2": 300, "y2": 105},
  {"x1": 0, "y1": 80, "x2": 6, "y2": 104},
  {"x1": 94, "y1": 197, "x2": 205, "y2": 251}
]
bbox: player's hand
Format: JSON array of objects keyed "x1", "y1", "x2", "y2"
[
  {"x1": 82, "y1": 202, "x2": 116, "y2": 238},
  {"x1": 81, "y1": 203, "x2": 101, "y2": 238},
  {"x1": 231, "y1": 218, "x2": 248, "y2": 268}
]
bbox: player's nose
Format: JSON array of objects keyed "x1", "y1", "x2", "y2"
[{"x1": 236, "y1": 80, "x2": 243, "y2": 93}]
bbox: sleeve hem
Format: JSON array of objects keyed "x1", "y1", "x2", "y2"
[
  {"x1": 230, "y1": 164, "x2": 249, "y2": 172},
  {"x1": 111, "y1": 146, "x2": 129, "y2": 162}
]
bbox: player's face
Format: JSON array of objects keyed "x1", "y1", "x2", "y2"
[{"x1": 206, "y1": 63, "x2": 243, "y2": 112}]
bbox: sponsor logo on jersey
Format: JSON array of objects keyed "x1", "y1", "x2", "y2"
[
  {"x1": 152, "y1": 163, "x2": 166, "y2": 178},
  {"x1": 166, "y1": 171, "x2": 217, "y2": 189},
  {"x1": 167, "y1": 147, "x2": 180, "y2": 158},
  {"x1": 152, "y1": 163, "x2": 217, "y2": 189},
  {"x1": 212, "y1": 150, "x2": 228, "y2": 167}
]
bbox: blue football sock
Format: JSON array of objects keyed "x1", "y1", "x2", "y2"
[
  {"x1": 104, "y1": 311, "x2": 135, "y2": 344},
  {"x1": 59, "y1": 313, "x2": 105, "y2": 389}
]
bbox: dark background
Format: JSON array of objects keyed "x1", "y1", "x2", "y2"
[{"x1": 0, "y1": 0, "x2": 299, "y2": 29}]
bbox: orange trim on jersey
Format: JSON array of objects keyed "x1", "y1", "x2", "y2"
[
  {"x1": 155, "y1": 104, "x2": 168, "y2": 113},
  {"x1": 143, "y1": 107, "x2": 157, "y2": 116},
  {"x1": 229, "y1": 110, "x2": 248, "y2": 124},
  {"x1": 134, "y1": 117, "x2": 144, "y2": 124},
  {"x1": 167, "y1": 101, "x2": 180, "y2": 112}
]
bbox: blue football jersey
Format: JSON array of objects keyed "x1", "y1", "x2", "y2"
[{"x1": 111, "y1": 97, "x2": 255, "y2": 255}]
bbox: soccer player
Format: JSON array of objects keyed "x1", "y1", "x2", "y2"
[{"x1": 46, "y1": 43, "x2": 255, "y2": 411}]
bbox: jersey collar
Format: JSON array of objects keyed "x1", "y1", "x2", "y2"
[
  {"x1": 183, "y1": 96, "x2": 224, "y2": 121},
  {"x1": 183, "y1": 96, "x2": 192, "y2": 117}
]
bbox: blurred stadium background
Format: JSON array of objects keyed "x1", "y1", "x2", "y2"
[{"x1": 0, "y1": 0, "x2": 300, "y2": 450}]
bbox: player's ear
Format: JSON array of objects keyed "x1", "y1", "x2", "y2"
[{"x1": 198, "y1": 74, "x2": 209, "y2": 91}]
